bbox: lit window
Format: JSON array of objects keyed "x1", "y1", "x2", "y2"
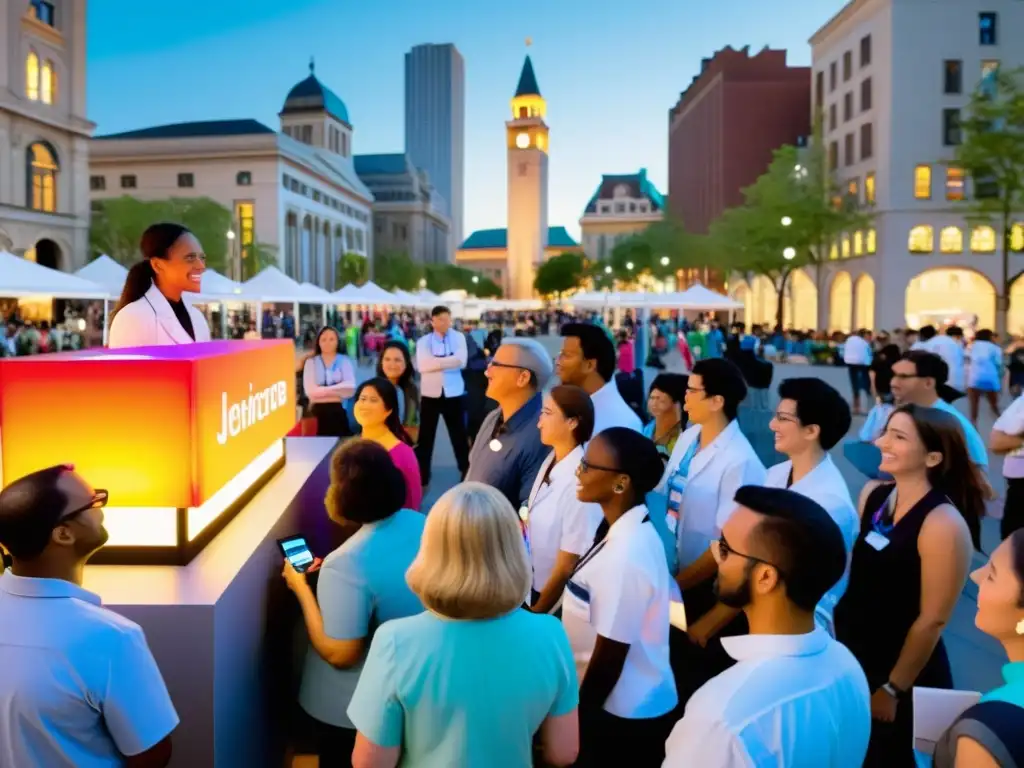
[
  {"x1": 946, "y1": 168, "x2": 965, "y2": 201},
  {"x1": 865, "y1": 172, "x2": 875, "y2": 204},
  {"x1": 41, "y1": 60, "x2": 55, "y2": 104},
  {"x1": 866, "y1": 228, "x2": 876, "y2": 254},
  {"x1": 854, "y1": 231, "x2": 864, "y2": 255},
  {"x1": 27, "y1": 142, "x2": 58, "y2": 212},
  {"x1": 971, "y1": 225, "x2": 996, "y2": 253},
  {"x1": 830, "y1": 242, "x2": 839, "y2": 260},
  {"x1": 1013, "y1": 224, "x2": 1024, "y2": 253},
  {"x1": 848, "y1": 179, "x2": 859, "y2": 201},
  {"x1": 842, "y1": 235, "x2": 851, "y2": 258},
  {"x1": 235, "y1": 202, "x2": 255, "y2": 248},
  {"x1": 908, "y1": 225, "x2": 934, "y2": 253},
  {"x1": 939, "y1": 227, "x2": 963, "y2": 253},
  {"x1": 26, "y1": 51, "x2": 39, "y2": 101},
  {"x1": 914, "y1": 166, "x2": 931, "y2": 199}
]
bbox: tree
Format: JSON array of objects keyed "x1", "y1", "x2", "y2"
[
  {"x1": 424, "y1": 264, "x2": 501, "y2": 297},
  {"x1": 89, "y1": 196, "x2": 234, "y2": 272},
  {"x1": 335, "y1": 252, "x2": 368, "y2": 288},
  {"x1": 240, "y1": 242, "x2": 278, "y2": 281},
  {"x1": 372, "y1": 250, "x2": 425, "y2": 291},
  {"x1": 534, "y1": 251, "x2": 584, "y2": 297},
  {"x1": 949, "y1": 66, "x2": 1024, "y2": 335},
  {"x1": 712, "y1": 137, "x2": 872, "y2": 330}
]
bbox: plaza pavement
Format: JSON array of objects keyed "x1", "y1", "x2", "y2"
[{"x1": 350, "y1": 336, "x2": 1008, "y2": 694}]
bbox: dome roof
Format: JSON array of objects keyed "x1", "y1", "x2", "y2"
[{"x1": 281, "y1": 62, "x2": 350, "y2": 125}]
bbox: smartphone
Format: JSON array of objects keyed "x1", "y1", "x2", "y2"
[{"x1": 277, "y1": 535, "x2": 314, "y2": 573}]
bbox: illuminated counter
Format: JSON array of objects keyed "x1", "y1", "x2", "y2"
[{"x1": 0, "y1": 340, "x2": 295, "y2": 564}]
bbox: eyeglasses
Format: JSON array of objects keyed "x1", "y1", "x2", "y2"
[
  {"x1": 711, "y1": 535, "x2": 785, "y2": 576},
  {"x1": 487, "y1": 360, "x2": 529, "y2": 372},
  {"x1": 772, "y1": 411, "x2": 800, "y2": 424},
  {"x1": 56, "y1": 489, "x2": 108, "y2": 527},
  {"x1": 575, "y1": 458, "x2": 622, "y2": 476}
]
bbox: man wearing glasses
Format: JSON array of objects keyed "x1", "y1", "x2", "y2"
[
  {"x1": 415, "y1": 305, "x2": 471, "y2": 487},
  {"x1": 663, "y1": 485, "x2": 870, "y2": 767},
  {"x1": 0, "y1": 465, "x2": 179, "y2": 768}
]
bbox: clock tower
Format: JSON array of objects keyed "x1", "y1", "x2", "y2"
[{"x1": 506, "y1": 54, "x2": 549, "y2": 299}]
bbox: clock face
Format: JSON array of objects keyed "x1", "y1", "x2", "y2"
[{"x1": 516, "y1": 132, "x2": 530, "y2": 149}]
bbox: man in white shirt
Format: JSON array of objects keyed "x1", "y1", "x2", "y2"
[
  {"x1": 990, "y1": 391, "x2": 1024, "y2": 539},
  {"x1": 414, "y1": 305, "x2": 470, "y2": 486},
  {"x1": 663, "y1": 485, "x2": 870, "y2": 767},
  {"x1": 0, "y1": 465, "x2": 179, "y2": 768},
  {"x1": 556, "y1": 323, "x2": 642, "y2": 436},
  {"x1": 925, "y1": 326, "x2": 966, "y2": 391},
  {"x1": 890, "y1": 351, "x2": 989, "y2": 468},
  {"x1": 765, "y1": 378, "x2": 858, "y2": 635},
  {"x1": 842, "y1": 329, "x2": 873, "y2": 415}
]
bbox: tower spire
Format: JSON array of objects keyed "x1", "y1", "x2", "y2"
[
  {"x1": 309, "y1": 56, "x2": 315, "y2": 75},
  {"x1": 514, "y1": 55, "x2": 541, "y2": 98}
]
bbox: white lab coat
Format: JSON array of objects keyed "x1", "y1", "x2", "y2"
[
  {"x1": 108, "y1": 284, "x2": 211, "y2": 348},
  {"x1": 765, "y1": 456, "x2": 859, "y2": 634},
  {"x1": 657, "y1": 420, "x2": 766, "y2": 569}
]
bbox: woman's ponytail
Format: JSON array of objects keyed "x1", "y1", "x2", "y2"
[{"x1": 112, "y1": 260, "x2": 155, "y2": 319}]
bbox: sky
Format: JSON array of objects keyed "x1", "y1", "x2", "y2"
[{"x1": 87, "y1": 0, "x2": 835, "y2": 243}]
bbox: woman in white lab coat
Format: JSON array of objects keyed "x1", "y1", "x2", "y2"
[
  {"x1": 564, "y1": 427, "x2": 676, "y2": 767},
  {"x1": 525, "y1": 385, "x2": 601, "y2": 614},
  {"x1": 108, "y1": 223, "x2": 211, "y2": 348},
  {"x1": 654, "y1": 358, "x2": 765, "y2": 703}
]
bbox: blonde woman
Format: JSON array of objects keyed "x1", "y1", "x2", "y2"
[{"x1": 347, "y1": 483, "x2": 579, "y2": 768}]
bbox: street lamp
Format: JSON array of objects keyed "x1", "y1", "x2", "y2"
[
  {"x1": 660, "y1": 256, "x2": 670, "y2": 266},
  {"x1": 226, "y1": 230, "x2": 237, "y2": 280},
  {"x1": 626, "y1": 262, "x2": 634, "y2": 271},
  {"x1": 604, "y1": 265, "x2": 612, "y2": 274},
  {"x1": 419, "y1": 278, "x2": 427, "y2": 288},
  {"x1": 781, "y1": 216, "x2": 792, "y2": 227},
  {"x1": 472, "y1": 275, "x2": 479, "y2": 284},
  {"x1": 783, "y1": 247, "x2": 796, "y2": 260}
]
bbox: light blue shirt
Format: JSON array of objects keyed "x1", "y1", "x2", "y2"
[
  {"x1": 932, "y1": 398, "x2": 989, "y2": 467},
  {"x1": 0, "y1": 574, "x2": 179, "y2": 768},
  {"x1": 348, "y1": 609, "x2": 578, "y2": 766},
  {"x1": 981, "y1": 661, "x2": 1024, "y2": 707},
  {"x1": 298, "y1": 509, "x2": 425, "y2": 728}
]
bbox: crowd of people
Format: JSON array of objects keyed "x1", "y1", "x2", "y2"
[{"x1": 6, "y1": 298, "x2": 1024, "y2": 766}]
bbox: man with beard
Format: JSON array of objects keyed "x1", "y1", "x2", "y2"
[
  {"x1": 0, "y1": 465, "x2": 179, "y2": 768},
  {"x1": 663, "y1": 485, "x2": 870, "y2": 767}
]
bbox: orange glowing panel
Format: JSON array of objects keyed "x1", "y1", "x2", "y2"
[{"x1": 0, "y1": 341, "x2": 295, "y2": 508}]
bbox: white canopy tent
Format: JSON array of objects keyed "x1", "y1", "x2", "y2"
[
  {"x1": 1, "y1": 250, "x2": 110, "y2": 299},
  {"x1": 187, "y1": 269, "x2": 244, "y2": 301},
  {"x1": 643, "y1": 284, "x2": 743, "y2": 311},
  {"x1": 74, "y1": 255, "x2": 127, "y2": 297},
  {"x1": 241, "y1": 267, "x2": 332, "y2": 332},
  {"x1": 331, "y1": 284, "x2": 364, "y2": 303},
  {"x1": 355, "y1": 281, "x2": 398, "y2": 304}
]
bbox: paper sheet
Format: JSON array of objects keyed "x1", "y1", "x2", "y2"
[
  {"x1": 669, "y1": 600, "x2": 688, "y2": 632},
  {"x1": 912, "y1": 687, "x2": 981, "y2": 755}
]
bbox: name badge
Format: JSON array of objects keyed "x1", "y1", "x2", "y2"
[
  {"x1": 865, "y1": 530, "x2": 890, "y2": 551},
  {"x1": 489, "y1": 439, "x2": 503, "y2": 452},
  {"x1": 666, "y1": 473, "x2": 686, "y2": 533}
]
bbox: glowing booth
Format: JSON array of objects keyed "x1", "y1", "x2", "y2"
[{"x1": 0, "y1": 340, "x2": 295, "y2": 564}]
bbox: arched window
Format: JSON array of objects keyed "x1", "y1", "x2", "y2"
[
  {"x1": 41, "y1": 60, "x2": 56, "y2": 104},
  {"x1": 908, "y1": 225, "x2": 933, "y2": 253},
  {"x1": 971, "y1": 225, "x2": 996, "y2": 253},
  {"x1": 939, "y1": 226, "x2": 963, "y2": 253},
  {"x1": 27, "y1": 142, "x2": 58, "y2": 212},
  {"x1": 866, "y1": 228, "x2": 877, "y2": 254},
  {"x1": 26, "y1": 51, "x2": 39, "y2": 101}
]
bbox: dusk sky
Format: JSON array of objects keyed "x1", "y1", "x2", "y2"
[{"x1": 87, "y1": 0, "x2": 833, "y2": 242}]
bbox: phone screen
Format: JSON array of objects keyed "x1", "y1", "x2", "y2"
[{"x1": 278, "y1": 536, "x2": 314, "y2": 572}]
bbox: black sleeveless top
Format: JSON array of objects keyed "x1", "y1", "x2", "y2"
[{"x1": 834, "y1": 483, "x2": 954, "y2": 690}]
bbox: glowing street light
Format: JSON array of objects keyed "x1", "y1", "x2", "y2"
[
  {"x1": 783, "y1": 247, "x2": 796, "y2": 260},
  {"x1": 626, "y1": 262, "x2": 634, "y2": 271},
  {"x1": 604, "y1": 265, "x2": 612, "y2": 274},
  {"x1": 472, "y1": 275, "x2": 479, "y2": 284},
  {"x1": 226, "y1": 230, "x2": 236, "y2": 240},
  {"x1": 419, "y1": 277, "x2": 427, "y2": 288},
  {"x1": 781, "y1": 216, "x2": 792, "y2": 227},
  {"x1": 660, "y1": 256, "x2": 670, "y2": 266}
]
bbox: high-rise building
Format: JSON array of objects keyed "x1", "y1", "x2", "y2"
[
  {"x1": 668, "y1": 46, "x2": 810, "y2": 237},
  {"x1": 1, "y1": 0, "x2": 93, "y2": 271},
  {"x1": 405, "y1": 43, "x2": 465, "y2": 257},
  {"x1": 792, "y1": 0, "x2": 1024, "y2": 333}
]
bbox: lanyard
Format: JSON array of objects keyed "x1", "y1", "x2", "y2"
[
  {"x1": 526, "y1": 456, "x2": 560, "y2": 513},
  {"x1": 871, "y1": 490, "x2": 896, "y2": 535},
  {"x1": 569, "y1": 513, "x2": 651, "y2": 580}
]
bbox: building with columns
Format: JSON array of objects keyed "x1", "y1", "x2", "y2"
[
  {"x1": 733, "y1": 0, "x2": 1024, "y2": 334},
  {"x1": 455, "y1": 54, "x2": 580, "y2": 298},
  {"x1": 89, "y1": 64, "x2": 373, "y2": 288},
  {"x1": 0, "y1": 0, "x2": 94, "y2": 271},
  {"x1": 353, "y1": 152, "x2": 451, "y2": 265}
]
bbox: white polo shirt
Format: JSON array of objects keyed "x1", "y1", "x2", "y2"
[
  {"x1": 590, "y1": 380, "x2": 643, "y2": 437},
  {"x1": 524, "y1": 446, "x2": 602, "y2": 595},
  {"x1": 663, "y1": 628, "x2": 870, "y2": 767},
  {"x1": 0, "y1": 574, "x2": 179, "y2": 768},
  {"x1": 842, "y1": 334, "x2": 872, "y2": 366},
  {"x1": 561, "y1": 505, "x2": 677, "y2": 719},
  {"x1": 415, "y1": 329, "x2": 467, "y2": 398}
]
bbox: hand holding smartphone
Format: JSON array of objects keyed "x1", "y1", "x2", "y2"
[{"x1": 277, "y1": 535, "x2": 314, "y2": 573}]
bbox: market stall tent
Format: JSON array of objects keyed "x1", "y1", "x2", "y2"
[
  {"x1": 1, "y1": 250, "x2": 110, "y2": 299},
  {"x1": 74, "y1": 255, "x2": 128, "y2": 297}
]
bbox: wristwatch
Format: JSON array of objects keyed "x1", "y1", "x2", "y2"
[{"x1": 881, "y1": 681, "x2": 905, "y2": 699}]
